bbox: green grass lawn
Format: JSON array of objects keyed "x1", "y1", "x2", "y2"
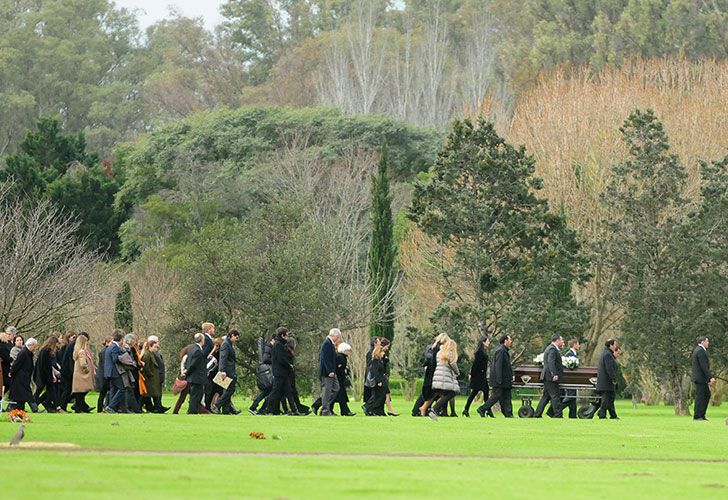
[{"x1": 2, "y1": 396, "x2": 727, "y2": 499}]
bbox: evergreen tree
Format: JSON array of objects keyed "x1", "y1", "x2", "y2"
[
  {"x1": 409, "y1": 118, "x2": 588, "y2": 353},
  {"x1": 369, "y1": 145, "x2": 397, "y2": 341},
  {"x1": 0, "y1": 117, "x2": 124, "y2": 255},
  {"x1": 114, "y1": 280, "x2": 134, "y2": 333}
]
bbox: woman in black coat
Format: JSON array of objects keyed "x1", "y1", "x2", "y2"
[
  {"x1": 33, "y1": 336, "x2": 64, "y2": 412},
  {"x1": 364, "y1": 345, "x2": 387, "y2": 416},
  {"x1": 463, "y1": 336, "x2": 493, "y2": 417},
  {"x1": 9, "y1": 340, "x2": 40, "y2": 412},
  {"x1": 334, "y1": 344, "x2": 355, "y2": 416}
]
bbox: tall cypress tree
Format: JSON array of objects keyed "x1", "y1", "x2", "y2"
[
  {"x1": 369, "y1": 145, "x2": 396, "y2": 340},
  {"x1": 114, "y1": 280, "x2": 134, "y2": 333}
]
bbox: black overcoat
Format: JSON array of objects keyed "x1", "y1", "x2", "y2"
[{"x1": 9, "y1": 346, "x2": 35, "y2": 403}]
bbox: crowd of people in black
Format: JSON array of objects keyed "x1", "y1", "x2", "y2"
[{"x1": 0, "y1": 324, "x2": 718, "y2": 421}]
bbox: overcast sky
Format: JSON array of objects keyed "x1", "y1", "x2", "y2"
[{"x1": 114, "y1": 0, "x2": 226, "y2": 32}]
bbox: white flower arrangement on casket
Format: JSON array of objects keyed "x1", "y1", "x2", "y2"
[
  {"x1": 562, "y1": 356, "x2": 579, "y2": 369},
  {"x1": 533, "y1": 353, "x2": 544, "y2": 365}
]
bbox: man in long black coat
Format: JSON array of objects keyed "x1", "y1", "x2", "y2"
[
  {"x1": 691, "y1": 336, "x2": 715, "y2": 421},
  {"x1": 478, "y1": 335, "x2": 514, "y2": 418},
  {"x1": 534, "y1": 334, "x2": 565, "y2": 418},
  {"x1": 596, "y1": 339, "x2": 619, "y2": 419},
  {"x1": 217, "y1": 330, "x2": 241, "y2": 414},
  {"x1": 0, "y1": 328, "x2": 14, "y2": 395},
  {"x1": 561, "y1": 339, "x2": 580, "y2": 418},
  {"x1": 184, "y1": 333, "x2": 207, "y2": 414},
  {"x1": 9, "y1": 338, "x2": 40, "y2": 412},
  {"x1": 265, "y1": 327, "x2": 294, "y2": 415}
]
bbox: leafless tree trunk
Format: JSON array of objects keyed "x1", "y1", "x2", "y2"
[
  {"x1": 0, "y1": 183, "x2": 107, "y2": 335},
  {"x1": 317, "y1": 0, "x2": 387, "y2": 115}
]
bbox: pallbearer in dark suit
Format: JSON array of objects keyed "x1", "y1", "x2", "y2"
[
  {"x1": 596, "y1": 339, "x2": 619, "y2": 419},
  {"x1": 561, "y1": 339, "x2": 580, "y2": 418},
  {"x1": 184, "y1": 333, "x2": 207, "y2": 414},
  {"x1": 534, "y1": 334, "x2": 564, "y2": 418},
  {"x1": 691, "y1": 336, "x2": 715, "y2": 421},
  {"x1": 477, "y1": 335, "x2": 514, "y2": 418},
  {"x1": 217, "y1": 330, "x2": 241, "y2": 415}
]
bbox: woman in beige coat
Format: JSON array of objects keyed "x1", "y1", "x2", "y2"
[{"x1": 72, "y1": 333, "x2": 95, "y2": 413}]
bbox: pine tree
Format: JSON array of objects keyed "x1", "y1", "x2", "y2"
[
  {"x1": 114, "y1": 280, "x2": 133, "y2": 333},
  {"x1": 369, "y1": 145, "x2": 396, "y2": 340}
]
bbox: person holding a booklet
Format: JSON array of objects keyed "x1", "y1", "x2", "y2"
[{"x1": 216, "y1": 330, "x2": 241, "y2": 414}]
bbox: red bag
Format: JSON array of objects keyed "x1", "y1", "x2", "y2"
[{"x1": 171, "y1": 377, "x2": 188, "y2": 395}]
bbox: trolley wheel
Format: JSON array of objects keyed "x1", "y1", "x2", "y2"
[
  {"x1": 518, "y1": 405, "x2": 535, "y2": 418},
  {"x1": 578, "y1": 405, "x2": 595, "y2": 419}
]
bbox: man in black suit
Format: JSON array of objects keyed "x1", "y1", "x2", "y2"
[
  {"x1": 478, "y1": 335, "x2": 514, "y2": 418},
  {"x1": 691, "y1": 336, "x2": 715, "y2": 421},
  {"x1": 217, "y1": 330, "x2": 241, "y2": 415},
  {"x1": 103, "y1": 331, "x2": 125, "y2": 413},
  {"x1": 200, "y1": 322, "x2": 216, "y2": 410},
  {"x1": 319, "y1": 328, "x2": 342, "y2": 416},
  {"x1": 266, "y1": 327, "x2": 294, "y2": 415},
  {"x1": 184, "y1": 333, "x2": 207, "y2": 414},
  {"x1": 561, "y1": 339, "x2": 580, "y2": 418},
  {"x1": 596, "y1": 338, "x2": 619, "y2": 419},
  {"x1": 534, "y1": 334, "x2": 565, "y2": 418}
]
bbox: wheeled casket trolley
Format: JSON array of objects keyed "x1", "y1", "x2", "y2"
[{"x1": 512, "y1": 365, "x2": 599, "y2": 419}]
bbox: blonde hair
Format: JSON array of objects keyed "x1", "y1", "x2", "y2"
[
  {"x1": 372, "y1": 345, "x2": 385, "y2": 360},
  {"x1": 438, "y1": 338, "x2": 458, "y2": 364},
  {"x1": 74, "y1": 334, "x2": 88, "y2": 356},
  {"x1": 201, "y1": 322, "x2": 215, "y2": 333}
]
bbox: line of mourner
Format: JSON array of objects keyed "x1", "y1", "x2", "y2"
[{"x1": 0, "y1": 324, "x2": 717, "y2": 421}]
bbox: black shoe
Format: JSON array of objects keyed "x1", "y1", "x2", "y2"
[
  {"x1": 312, "y1": 401, "x2": 321, "y2": 415},
  {"x1": 342, "y1": 412, "x2": 356, "y2": 416},
  {"x1": 694, "y1": 417, "x2": 707, "y2": 421},
  {"x1": 462, "y1": 410, "x2": 470, "y2": 417},
  {"x1": 610, "y1": 416, "x2": 620, "y2": 420},
  {"x1": 487, "y1": 410, "x2": 495, "y2": 418},
  {"x1": 476, "y1": 406, "x2": 485, "y2": 418},
  {"x1": 387, "y1": 412, "x2": 399, "y2": 416}
]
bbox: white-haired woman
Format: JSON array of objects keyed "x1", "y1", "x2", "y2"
[
  {"x1": 426, "y1": 338, "x2": 460, "y2": 420},
  {"x1": 334, "y1": 342, "x2": 355, "y2": 416}
]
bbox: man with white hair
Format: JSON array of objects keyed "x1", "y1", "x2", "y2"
[
  {"x1": 318, "y1": 328, "x2": 343, "y2": 416},
  {"x1": 9, "y1": 338, "x2": 41, "y2": 412},
  {"x1": 184, "y1": 333, "x2": 208, "y2": 414}
]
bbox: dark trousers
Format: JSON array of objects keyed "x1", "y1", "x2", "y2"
[
  {"x1": 266, "y1": 375, "x2": 292, "y2": 415},
  {"x1": 535, "y1": 381, "x2": 563, "y2": 417},
  {"x1": 35, "y1": 383, "x2": 60, "y2": 412},
  {"x1": 562, "y1": 389, "x2": 577, "y2": 418},
  {"x1": 107, "y1": 378, "x2": 124, "y2": 411},
  {"x1": 217, "y1": 377, "x2": 237, "y2": 412},
  {"x1": 188, "y1": 383, "x2": 204, "y2": 414},
  {"x1": 59, "y1": 378, "x2": 73, "y2": 410},
  {"x1": 480, "y1": 387, "x2": 513, "y2": 417},
  {"x1": 464, "y1": 386, "x2": 489, "y2": 413},
  {"x1": 173, "y1": 385, "x2": 190, "y2": 414},
  {"x1": 320, "y1": 375, "x2": 340, "y2": 413},
  {"x1": 365, "y1": 385, "x2": 386, "y2": 415},
  {"x1": 597, "y1": 390, "x2": 617, "y2": 418},
  {"x1": 73, "y1": 392, "x2": 90, "y2": 412},
  {"x1": 693, "y1": 383, "x2": 710, "y2": 420},
  {"x1": 97, "y1": 379, "x2": 109, "y2": 412},
  {"x1": 433, "y1": 390, "x2": 457, "y2": 415},
  {"x1": 251, "y1": 387, "x2": 271, "y2": 411}
]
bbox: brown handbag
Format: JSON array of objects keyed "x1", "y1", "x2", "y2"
[{"x1": 171, "y1": 377, "x2": 188, "y2": 395}]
